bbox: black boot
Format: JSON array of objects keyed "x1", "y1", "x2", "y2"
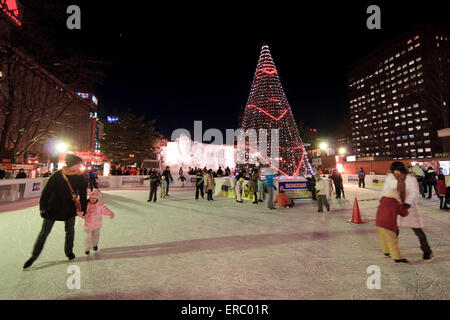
[
  {"x1": 23, "y1": 257, "x2": 36, "y2": 269},
  {"x1": 67, "y1": 253, "x2": 76, "y2": 261},
  {"x1": 85, "y1": 251, "x2": 90, "y2": 255},
  {"x1": 423, "y1": 252, "x2": 433, "y2": 260},
  {"x1": 395, "y1": 259, "x2": 408, "y2": 263},
  {"x1": 93, "y1": 246, "x2": 98, "y2": 251}
]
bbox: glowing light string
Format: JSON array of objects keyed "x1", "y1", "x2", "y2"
[{"x1": 247, "y1": 105, "x2": 288, "y2": 121}]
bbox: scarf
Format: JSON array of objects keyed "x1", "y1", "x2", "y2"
[
  {"x1": 396, "y1": 173, "x2": 407, "y2": 203},
  {"x1": 62, "y1": 166, "x2": 81, "y2": 176}
]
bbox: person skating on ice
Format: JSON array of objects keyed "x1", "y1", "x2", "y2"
[
  {"x1": 162, "y1": 166, "x2": 174, "y2": 196},
  {"x1": 195, "y1": 169, "x2": 205, "y2": 200},
  {"x1": 358, "y1": 167, "x2": 366, "y2": 188},
  {"x1": 315, "y1": 175, "x2": 330, "y2": 213},
  {"x1": 437, "y1": 174, "x2": 449, "y2": 210},
  {"x1": 250, "y1": 169, "x2": 260, "y2": 204},
  {"x1": 265, "y1": 170, "x2": 280, "y2": 210},
  {"x1": 425, "y1": 167, "x2": 438, "y2": 199},
  {"x1": 81, "y1": 189, "x2": 114, "y2": 255},
  {"x1": 235, "y1": 177, "x2": 244, "y2": 203},
  {"x1": 376, "y1": 188, "x2": 409, "y2": 263},
  {"x1": 23, "y1": 154, "x2": 87, "y2": 269},
  {"x1": 206, "y1": 169, "x2": 216, "y2": 200},
  {"x1": 160, "y1": 175, "x2": 167, "y2": 198},
  {"x1": 142, "y1": 169, "x2": 159, "y2": 202},
  {"x1": 382, "y1": 162, "x2": 434, "y2": 261},
  {"x1": 178, "y1": 173, "x2": 187, "y2": 187}
]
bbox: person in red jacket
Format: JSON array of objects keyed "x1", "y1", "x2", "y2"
[
  {"x1": 376, "y1": 188, "x2": 409, "y2": 263},
  {"x1": 273, "y1": 190, "x2": 295, "y2": 208},
  {"x1": 437, "y1": 174, "x2": 448, "y2": 210}
]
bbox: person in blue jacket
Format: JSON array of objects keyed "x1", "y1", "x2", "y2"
[{"x1": 265, "y1": 172, "x2": 280, "y2": 210}]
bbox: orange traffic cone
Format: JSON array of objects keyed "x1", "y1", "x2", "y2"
[{"x1": 348, "y1": 197, "x2": 366, "y2": 224}]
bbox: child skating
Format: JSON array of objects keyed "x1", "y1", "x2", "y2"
[
  {"x1": 160, "y1": 175, "x2": 167, "y2": 198},
  {"x1": 376, "y1": 188, "x2": 409, "y2": 263},
  {"x1": 81, "y1": 190, "x2": 114, "y2": 255},
  {"x1": 235, "y1": 177, "x2": 244, "y2": 203},
  {"x1": 179, "y1": 173, "x2": 186, "y2": 187}
]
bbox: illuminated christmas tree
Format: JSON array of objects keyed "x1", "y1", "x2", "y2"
[{"x1": 240, "y1": 44, "x2": 314, "y2": 176}]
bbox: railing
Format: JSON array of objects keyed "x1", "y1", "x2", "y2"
[{"x1": 0, "y1": 178, "x2": 48, "y2": 203}]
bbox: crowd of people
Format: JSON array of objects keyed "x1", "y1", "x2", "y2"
[
  {"x1": 21, "y1": 155, "x2": 444, "y2": 269},
  {"x1": 110, "y1": 166, "x2": 150, "y2": 176}
]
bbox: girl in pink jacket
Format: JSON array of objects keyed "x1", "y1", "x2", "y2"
[{"x1": 82, "y1": 189, "x2": 114, "y2": 254}]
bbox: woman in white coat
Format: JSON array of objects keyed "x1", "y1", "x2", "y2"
[{"x1": 381, "y1": 162, "x2": 433, "y2": 260}]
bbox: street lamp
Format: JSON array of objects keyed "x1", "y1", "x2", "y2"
[
  {"x1": 54, "y1": 142, "x2": 69, "y2": 170},
  {"x1": 55, "y1": 142, "x2": 68, "y2": 153},
  {"x1": 319, "y1": 142, "x2": 328, "y2": 150}
]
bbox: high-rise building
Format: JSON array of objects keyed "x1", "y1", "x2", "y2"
[{"x1": 348, "y1": 24, "x2": 450, "y2": 160}]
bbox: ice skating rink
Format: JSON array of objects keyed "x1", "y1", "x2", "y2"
[{"x1": 1, "y1": 183, "x2": 449, "y2": 300}]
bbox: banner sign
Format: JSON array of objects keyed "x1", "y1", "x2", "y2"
[
  {"x1": 278, "y1": 181, "x2": 312, "y2": 200},
  {"x1": 347, "y1": 175, "x2": 360, "y2": 182},
  {"x1": 59, "y1": 151, "x2": 105, "y2": 163}
]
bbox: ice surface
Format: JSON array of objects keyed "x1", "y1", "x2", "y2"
[{"x1": 0, "y1": 184, "x2": 449, "y2": 300}]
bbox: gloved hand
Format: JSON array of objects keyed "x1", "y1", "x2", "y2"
[
  {"x1": 76, "y1": 211, "x2": 85, "y2": 217},
  {"x1": 40, "y1": 210, "x2": 49, "y2": 218}
]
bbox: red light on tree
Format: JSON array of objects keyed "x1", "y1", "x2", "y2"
[{"x1": 0, "y1": 0, "x2": 22, "y2": 26}]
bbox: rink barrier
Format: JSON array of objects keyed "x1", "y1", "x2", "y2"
[
  {"x1": 0, "y1": 173, "x2": 387, "y2": 204},
  {"x1": 342, "y1": 174, "x2": 386, "y2": 187},
  {"x1": 0, "y1": 177, "x2": 49, "y2": 203}
]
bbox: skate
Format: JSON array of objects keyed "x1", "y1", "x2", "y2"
[
  {"x1": 23, "y1": 257, "x2": 36, "y2": 269},
  {"x1": 423, "y1": 252, "x2": 433, "y2": 260},
  {"x1": 394, "y1": 259, "x2": 408, "y2": 263},
  {"x1": 85, "y1": 251, "x2": 90, "y2": 255},
  {"x1": 93, "y1": 246, "x2": 98, "y2": 251},
  {"x1": 67, "y1": 253, "x2": 76, "y2": 261}
]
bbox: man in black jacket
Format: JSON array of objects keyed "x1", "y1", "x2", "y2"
[
  {"x1": 143, "y1": 169, "x2": 160, "y2": 202},
  {"x1": 162, "y1": 166, "x2": 173, "y2": 196},
  {"x1": 23, "y1": 154, "x2": 88, "y2": 269},
  {"x1": 195, "y1": 169, "x2": 205, "y2": 200}
]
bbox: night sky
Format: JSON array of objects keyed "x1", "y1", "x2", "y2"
[{"x1": 57, "y1": 1, "x2": 449, "y2": 138}]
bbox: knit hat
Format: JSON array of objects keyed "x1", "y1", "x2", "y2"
[
  {"x1": 89, "y1": 189, "x2": 100, "y2": 199},
  {"x1": 65, "y1": 153, "x2": 83, "y2": 167}
]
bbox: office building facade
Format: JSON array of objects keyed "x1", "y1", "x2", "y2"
[{"x1": 349, "y1": 25, "x2": 450, "y2": 160}]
